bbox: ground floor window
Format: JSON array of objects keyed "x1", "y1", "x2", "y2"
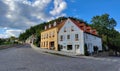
[
  {"x1": 75, "y1": 45, "x2": 79, "y2": 49},
  {"x1": 46, "y1": 41, "x2": 48, "y2": 47},
  {"x1": 67, "y1": 45, "x2": 72, "y2": 50}
]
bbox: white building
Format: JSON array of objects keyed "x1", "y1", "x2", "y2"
[{"x1": 58, "y1": 19, "x2": 102, "y2": 55}]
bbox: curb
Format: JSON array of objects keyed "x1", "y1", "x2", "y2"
[
  {"x1": 30, "y1": 44, "x2": 118, "y2": 62},
  {"x1": 31, "y1": 44, "x2": 77, "y2": 58}
]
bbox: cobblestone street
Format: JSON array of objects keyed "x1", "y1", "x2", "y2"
[{"x1": 0, "y1": 44, "x2": 119, "y2": 71}]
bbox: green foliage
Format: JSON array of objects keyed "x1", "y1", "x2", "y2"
[
  {"x1": 91, "y1": 13, "x2": 117, "y2": 36},
  {"x1": 0, "y1": 39, "x2": 6, "y2": 45},
  {"x1": 0, "y1": 37, "x2": 19, "y2": 45},
  {"x1": 91, "y1": 13, "x2": 120, "y2": 52}
]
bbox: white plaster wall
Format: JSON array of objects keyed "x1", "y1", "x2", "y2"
[
  {"x1": 58, "y1": 19, "x2": 84, "y2": 55},
  {"x1": 84, "y1": 33, "x2": 102, "y2": 53}
]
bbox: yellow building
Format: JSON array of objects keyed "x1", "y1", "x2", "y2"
[{"x1": 40, "y1": 20, "x2": 66, "y2": 51}]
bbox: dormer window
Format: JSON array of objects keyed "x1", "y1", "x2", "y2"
[
  {"x1": 45, "y1": 26, "x2": 47, "y2": 30},
  {"x1": 53, "y1": 22, "x2": 56, "y2": 26},
  {"x1": 49, "y1": 24, "x2": 51, "y2": 28}
]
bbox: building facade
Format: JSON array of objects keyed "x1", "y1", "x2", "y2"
[
  {"x1": 40, "y1": 21, "x2": 66, "y2": 51},
  {"x1": 41, "y1": 27, "x2": 58, "y2": 50},
  {"x1": 58, "y1": 19, "x2": 84, "y2": 54},
  {"x1": 58, "y1": 19, "x2": 102, "y2": 55},
  {"x1": 40, "y1": 18, "x2": 102, "y2": 55},
  {"x1": 84, "y1": 33, "x2": 102, "y2": 54}
]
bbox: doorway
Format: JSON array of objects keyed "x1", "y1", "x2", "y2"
[{"x1": 50, "y1": 42, "x2": 54, "y2": 50}]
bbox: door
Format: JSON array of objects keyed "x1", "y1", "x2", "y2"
[
  {"x1": 75, "y1": 45, "x2": 80, "y2": 54},
  {"x1": 50, "y1": 42, "x2": 54, "y2": 50}
]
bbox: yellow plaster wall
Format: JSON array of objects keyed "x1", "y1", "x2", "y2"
[{"x1": 40, "y1": 27, "x2": 58, "y2": 51}]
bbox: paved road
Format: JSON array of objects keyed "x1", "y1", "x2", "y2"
[{"x1": 0, "y1": 44, "x2": 120, "y2": 71}]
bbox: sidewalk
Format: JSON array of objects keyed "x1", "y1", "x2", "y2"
[
  {"x1": 30, "y1": 44, "x2": 118, "y2": 62},
  {"x1": 31, "y1": 44, "x2": 77, "y2": 57}
]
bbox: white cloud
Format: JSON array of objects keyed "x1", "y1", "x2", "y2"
[
  {"x1": 50, "y1": 0, "x2": 67, "y2": 16},
  {"x1": 6, "y1": 29, "x2": 23, "y2": 37},
  {"x1": 0, "y1": 27, "x2": 24, "y2": 38},
  {"x1": 0, "y1": 0, "x2": 67, "y2": 38},
  {"x1": 0, "y1": 0, "x2": 67, "y2": 29},
  {"x1": 0, "y1": 34, "x2": 8, "y2": 38}
]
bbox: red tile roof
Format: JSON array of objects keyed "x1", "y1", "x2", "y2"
[
  {"x1": 43, "y1": 18, "x2": 98, "y2": 36},
  {"x1": 70, "y1": 19, "x2": 98, "y2": 35}
]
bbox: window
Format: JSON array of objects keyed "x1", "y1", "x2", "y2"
[
  {"x1": 67, "y1": 35, "x2": 70, "y2": 39},
  {"x1": 67, "y1": 45, "x2": 72, "y2": 50},
  {"x1": 45, "y1": 34, "x2": 47, "y2": 39},
  {"x1": 52, "y1": 32, "x2": 54, "y2": 37},
  {"x1": 64, "y1": 27, "x2": 66, "y2": 32},
  {"x1": 49, "y1": 32, "x2": 51, "y2": 38},
  {"x1": 46, "y1": 41, "x2": 48, "y2": 47},
  {"x1": 75, "y1": 34, "x2": 79, "y2": 41},
  {"x1": 71, "y1": 26, "x2": 74, "y2": 31},
  {"x1": 75, "y1": 45, "x2": 79, "y2": 49},
  {"x1": 43, "y1": 42, "x2": 44, "y2": 47},
  {"x1": 43, "y1": 35, "x2": 45, "y2": 39},
  {"x1": 60, "y1": 35, "x2": 63, "y2": 41},
  {"x1": 46, "y1": 34, "x2": 47, "y2": 38}
]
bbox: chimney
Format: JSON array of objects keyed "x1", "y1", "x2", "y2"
[{"x1": 54, "y1": 22, "x2": 57, "y2": 26}]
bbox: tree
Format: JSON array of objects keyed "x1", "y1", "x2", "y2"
[
  {"x1": 91, "y1": 13, "x2": 120, "y2": 53},
  {"x1": 91, "y1": 14, "x2": 117, "y2": 36}
]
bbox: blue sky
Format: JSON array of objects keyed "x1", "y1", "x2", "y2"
[
  {"x1": 65, "y1": 0, "x2": 120, "y2": 27},
  {"x1": 0, "y1": 0, "x2": 120, "y2": 38}
]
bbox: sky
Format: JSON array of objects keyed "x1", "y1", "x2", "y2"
[{"x1": 0, "y1": 0, "x2": 120, "y2": 38}]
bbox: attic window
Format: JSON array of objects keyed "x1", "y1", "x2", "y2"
[
  {"x1": 75, "y1": 34, "x2": 79, "y2": 41},
  {"x1": 64, "y1": 27, "x2": 66, "y2": 32},
  {"x1": 60, "y1": 35, "x2": 63, "y2": 41},
  {"x1": 71, "y1": 26, "x2": 74, "y2": 31}
]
